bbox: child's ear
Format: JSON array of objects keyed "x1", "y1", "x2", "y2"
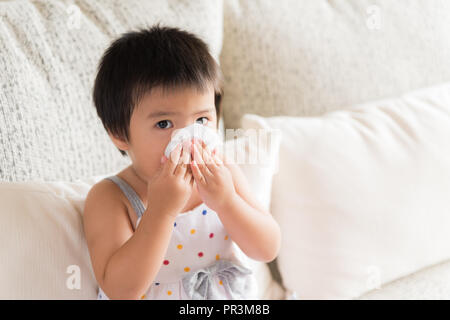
[{"x1": 108, "y1": 131, "x2": 130, "y2": 152}]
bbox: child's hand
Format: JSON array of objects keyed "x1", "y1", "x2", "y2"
[
  {"x1": 190, "y1": 139, "x2": 237, "y2": 213},
  {"x1": 146, "y1": 142, "x2": 194, "y2": 218}
]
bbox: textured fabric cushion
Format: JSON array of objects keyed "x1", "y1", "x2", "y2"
[
  {"x1": 0, "y1": 0, "x2": 223, "y2": 182},
  {"x1": 241, "y1": 82, "x2": 450, "y2": 299},
  {"x1": 221, "y1": 0, "x2": 450, "y2": 129},
  {"x1": 358, "y1": 258, "x2": 450, "y2": 299},
  {"x1": 0, "y1": 138, "x2": 283, "y2": 299}
]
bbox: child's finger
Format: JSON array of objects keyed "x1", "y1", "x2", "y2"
[
  {"x1": 188, "y1": 173, "x2": 194, "y2": 187},
  {"x1": 184, "y1": 163, "x2": 192, "y2": 180},
  {"x1": 167, "y1": 143, "x2": 183, "y2": 174},
  {"x1": 195, "y1": 140, "x2": 218, "y2": 173},
  {"x1": 200, "y1": 139, "x2": 209, "y2": 152},
  {"x1": 212, "y1": 152, "x2": 223, "y2": 166},
  {"x1": 194, "y1": 140, "x2": 210, "y2": 164},
  {"x1": 193, "y1": 141, "x2": 213, "y2": 178},
  {"x1": 200, "y1": 140, "x2": 215, "y2": 158},
  {"x1": 174, "y1": 143, "x2": 189, "y2": 177},
  {"x1": 190, "y1": 159, "x2": 206, "y2": 185}
]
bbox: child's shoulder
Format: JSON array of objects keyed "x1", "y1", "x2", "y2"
[
  {"x1": 87, "y1": 178, "x2": 122, "y2": 201},
  {"x1": 83, "y1": 178, "x2": 135, "y2": 293},
  {"x1": 84, "y1": 178, "x2": 137, "y2": 231},
  {"x1": 84, "y1": 178, "x2": 128, "y2": 220}
]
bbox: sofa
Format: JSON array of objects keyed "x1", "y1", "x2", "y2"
[{"x1": 1, "y1": 0, "x2": 450, "y2": 300}]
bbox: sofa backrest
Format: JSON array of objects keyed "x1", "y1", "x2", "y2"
[
  {"x1": 220, "y1": 0, "x2": 450, "y2": 129},
  {"x1": 0, "y1": 0, "x2": 223, "y2": 182}
]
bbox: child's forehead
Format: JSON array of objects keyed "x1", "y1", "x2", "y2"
[{"x1": 136, "y1": 85, "x2": 215, "y2": 113}]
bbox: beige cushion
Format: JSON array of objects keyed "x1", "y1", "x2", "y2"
[
  {"x1": 0, "y1": 0, "x2": 223, "y2": 182},
  {"x1": 241, "y1": 82, "x2": 450, "y2": 299},
  {"x1": 0, "y1": 176, "x2": 101, "y2": 299},
  {"x1": 221, "y1": 0, "x2": 450, "y2": 129},
  {"x1": 0, "y1": 137, "x2": 284, "y2": 299}
]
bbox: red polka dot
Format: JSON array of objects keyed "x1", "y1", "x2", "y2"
[
  {"x1": 209, "y1": 233, "x2": 214, "y2": 238},
  {"x1": 163, "y1": 260, "x2": 169, "y2": 265},
  {"x1": 198, "y1": 252, "x2": 204, "y2": 257}
]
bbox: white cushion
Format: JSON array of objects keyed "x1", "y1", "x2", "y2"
[
  {"x1": 0, "y1": 137, "x2": 283, "y2": 299},
  {"x1": 221, "y1": 0, "x2": 450, "y2": 129},
  {"x1": 0, "y1": 0, "x2": 223, "y2": 182},
  {"x1": 241, "y1": 82, "x2": 450, "y2": 299}
]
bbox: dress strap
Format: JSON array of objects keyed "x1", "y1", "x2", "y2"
[{"x1": 104, "y1": 176, "x2": 146, "y2": 220}]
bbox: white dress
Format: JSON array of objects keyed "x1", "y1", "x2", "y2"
[{"x1": 97, "y1": 175, "x2": 257, "y2": 300}]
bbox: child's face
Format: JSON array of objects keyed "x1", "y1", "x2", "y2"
[{"x1": 112, "y1": 85, "x2": 217, "y2": 182}]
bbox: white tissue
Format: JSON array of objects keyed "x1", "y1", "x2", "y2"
[{"x1": 164, "y1": 123, "x2": 223, "y2": 158}]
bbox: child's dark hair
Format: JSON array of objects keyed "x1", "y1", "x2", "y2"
[{"x1": 93, "y1": 23, "x2": 224, "y2": 157}]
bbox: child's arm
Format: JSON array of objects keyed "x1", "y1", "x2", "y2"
[
  {"x1": 83, "y1": 182, "x2": 177, "y2": 300},
  {"x1": 190, "y1": 140, "x2": 281, "y2": 263},
  {"x1": 216, "y1": 160, "x2": 281, "y2": 263},
  {"x1": 83, "y1": 144, "x2": 193, "y2": 299}
]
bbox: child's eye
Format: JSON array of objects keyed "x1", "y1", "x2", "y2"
[
  {"x1": 196, "y1": 117, "x2": 209, "y2": 125},
  {"x1": 156, "y1": 120, "x2": 173, "y2": 129}
]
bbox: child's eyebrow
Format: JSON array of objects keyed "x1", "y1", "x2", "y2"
[{"x1": 147, "y1": 107, "x2": 214, "y2": 118}]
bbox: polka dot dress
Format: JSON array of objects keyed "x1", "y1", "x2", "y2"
[{"x1": 97, "y1": 175, "x2": 256, "y2": 300}]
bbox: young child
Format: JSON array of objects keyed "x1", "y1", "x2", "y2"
[{"x1": 83, "y1": 24, "x2": 281, "y2": 300}]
